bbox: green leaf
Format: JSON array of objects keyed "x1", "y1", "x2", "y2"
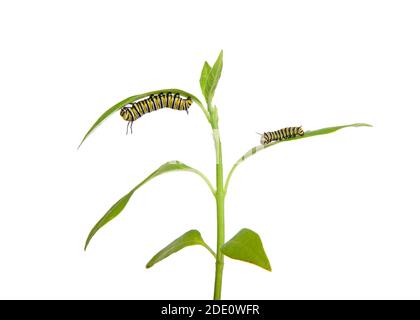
[
  {"x1": 204, "y1": 50, "x2": 223, "y2": 105},
  {"x1": 257, "y1": 123, "x2": 373, "y2": 154},
  {"x1": 146, "y1": 230, "x2": 216, "y2": 268},
  {"x1": 225, "y1": 123, "x2": 372, "y2": 193},
  {"x1": 221, "y1": 228, "x2": 271, "y2": 271},
  {"x1": 200, "y1": 61, "x2": 211, "y2": 98},
  {"x1": 78, "y1": 89, "x2": 205, "y2": 148},
  {"x1": 303, "y1": 123, "x2": 372, "y2": 138},
  {"x1": 84, "y1": 161, "x2": 215, "y2": 250}
]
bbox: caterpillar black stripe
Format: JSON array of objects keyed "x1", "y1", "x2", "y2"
[
  {"x1": 120, "y1": 92, "x2": 193, "y2": 134},
  {"x1": 260, "y1": 127, "x2": 304, "y2": 145}
]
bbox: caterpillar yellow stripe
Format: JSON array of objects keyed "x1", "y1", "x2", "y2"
[
  {"x1": 120, "y1": 92, "x2": 193, "y2": 134},
  {"x1": 260, "y1": 126, "x2": 304, "y2": 145}
]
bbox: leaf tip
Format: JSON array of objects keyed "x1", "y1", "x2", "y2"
[
  {"x1": 217, "y1": 50, "x2": 224, "y2": 64},
  {"x1": 78, "y1": 132, "x2": 91, "y2": 149},
  {"x1": 354, "y1": 123, "x2": 373, "y2": 128},
  {"x1": 84, "y1": 231, "x2": 95, "y2": 251},
  {"x1": 84, "y1": 239, "x2": 90, "y2": 251}
]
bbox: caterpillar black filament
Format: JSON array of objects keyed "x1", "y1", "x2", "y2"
[
  {"x1": 120, "y1": 92, "x2": 193, "y2": 134},
  {"x1": 259, "y1": 127, "x2": 304, "y2": 145}
]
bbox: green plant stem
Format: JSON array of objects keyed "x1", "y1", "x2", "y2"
[
  {"x1": 214, "y1": 163, "x2": 224, "y2": 300},
  {"x1": 224, "y1": 158, "x2": 241, "y2": 195},
  {"x1": 210, "y1": 107, "x2": 225, "y2": 300},
  {"x1": 188, "y1": 168, "x2": 216, "y2": 196},
  {"x1": 202, "y1": 241, "x2": 217, "y2": 259}
]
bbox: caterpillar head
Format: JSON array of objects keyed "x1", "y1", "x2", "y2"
[
  {"x1": 260, "y1": 133, "x2": 269, "y2": 145},
  {"x1": 120, "y1": 107, "x2": 129, "y2": 121},
  {"x1": 186, "y1": 97, "x2": 193, "y2": 107},
  {"x1": 297, "y1": 126, "x2": 304, "y2": 136}
]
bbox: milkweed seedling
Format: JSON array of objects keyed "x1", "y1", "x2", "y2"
[{"x1": 79, "y1": 51, "x2": 371, "y2": 299}]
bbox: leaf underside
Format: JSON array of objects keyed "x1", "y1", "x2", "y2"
[
  {"x1": 78, "y1": 89, "x2": 203, "y2": 148},
  {"x1": 221, "y1": 228, "x2": 271, "y2": 271},
  {"x1": 85, "y1": 161, "x2": 198, "y2": 250},
  {"x1": 146, "y1": 230, "x2": 215, "y2": 269}
]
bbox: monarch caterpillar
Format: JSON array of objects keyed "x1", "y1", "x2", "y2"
[
  {"x1": 120, "y1": 92, "x2": 193, "y2": 134},
  {"x1": 258, "y1": 127, "x2": 304, "y2": 145}
]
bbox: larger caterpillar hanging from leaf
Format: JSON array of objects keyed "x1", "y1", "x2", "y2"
[
  {"x1": 259, "y1": 126, "x2": 304, "y2": 145},
  {"x1": 120, "y1": 92, "x2": 193, "y2": 134}
]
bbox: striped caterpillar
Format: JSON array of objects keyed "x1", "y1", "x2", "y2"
[
  {"x1": 259, "y1": 127, "x2": 304, "y2": 145},
  {"x1": 120, "y1": 92, "x2": 192, "y2": 134}
]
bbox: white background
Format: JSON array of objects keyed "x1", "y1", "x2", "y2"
[{"x1": 0, "y1": 0, "x2": 419, "y2": 299}]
